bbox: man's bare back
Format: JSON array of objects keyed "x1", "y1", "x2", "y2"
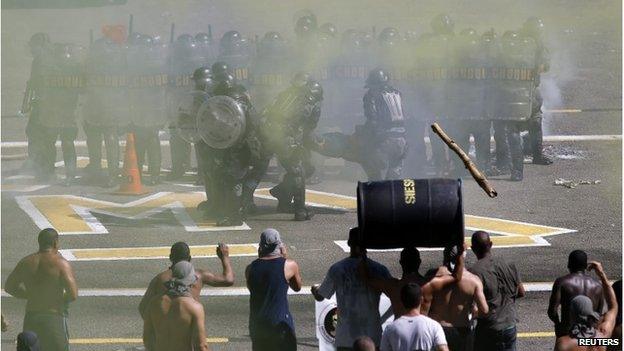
[
  {"x1": 5, "y1": 251, "x2": 77, "y2": 314},
  {"x1": 144, "y1": 294, "x2": 209, "y2": 351},
  {"x1": 427, "y1": 267, "x2": 488, "y2": 327},
  {"x1": 550, "y1": 273, "x2": 604, "y2": 335}
]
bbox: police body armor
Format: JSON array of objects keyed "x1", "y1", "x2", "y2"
[
  {"x1": 446, "y1": 36, "x2": 488, "y2": 120},
  {"x1": 492, "y1": 36, "x2": 537, "y2": 120},
  {"x1": 84, "y1": 40, "x2": 129, "y2": 128},
  {"x1": 364, "y1": 86, "x2": 406, "y2": 136},
  {"x1": 127, "y1": 43, "x2": 169, "y2": 127},
  {"x1": 37, "y1": 44, "x2": 84, "y2": 129}
]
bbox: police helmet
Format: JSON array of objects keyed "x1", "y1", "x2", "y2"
[
  {"x1": 291, "y1": 72, "x2": 311, "y2": 88},
  {"x1": 29, "y1": 32, "x2": 50, "y2": 48},
  {"x1": 366, "y1": 68, "x2": 390, "y2": 87},
  {"x1": 522, "y1": 17, "x2": 545, "y2": 37},
  {"x1": 319, "y1": 23, "x2": 337, "y2": 38},
  {"x1": 460, "y1": 28, "x2": 477, "y2": 37},
  {"x1": 127, "y1": 32, "x2": 143, "y2": 45},
  {"x1": 211, "y1": 61, "x2": 230, "y2": 80},
  {"x1": 502, "y1": 30, "x2": 519, "y2": 41},
  {"x1": 431, "y1": 14, "x2": 455, "y2": 35},
  {"x1": 306, "y1": 80, "x2": 323, "y2": 102},
  {"x1": 295, "y1": 15, "x2": 317, "y2": 37},
  {"x1": 220, "y1": 30, "x2": 241, "y2": 48},
  {"x1": 378, "y1": 27, "x2": 400, "y2": 43},
  {"x1": 195, "y1": 32, "x2": 211, "y2": 44},
  {"x1": 192, "y1": 66, "x2": 212, "y2": 81},
  {"x1": 195, "y1": 76, "x2": 215, "y2": 92}
]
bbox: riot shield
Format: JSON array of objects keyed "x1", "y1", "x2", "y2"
[
  {"x1": 491, "y1": 37, "x2": 537, "y2": 120},
  {"x1": 173, "y1": 90, "x2": 211, "y2": 143},
  {"x1": 127, "y1": 43, "x2": 169, "y2": 127},
  {"x1": 83, "y1": 40, "x2": 130, "y2": 128},
  {"x1": 196, "y1": 95, "x2": 247, "y2": 149},
  {"x1": 38, "y1": 44, "x2": 84, "y2": 128}
]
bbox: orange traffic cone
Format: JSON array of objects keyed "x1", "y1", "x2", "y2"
[{"x1": 114, "y1": 133, "x2": 149, "y2": 195}]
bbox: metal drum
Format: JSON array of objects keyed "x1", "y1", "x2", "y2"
[{"x1": 356, "y1": 178, "x2": 464, "y2": 249}]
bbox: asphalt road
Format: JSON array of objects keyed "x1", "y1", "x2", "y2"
[{"x1": 1, "y1": 1, "x2": 622, "y2": 350}]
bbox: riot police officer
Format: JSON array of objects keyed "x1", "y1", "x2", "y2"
[
  {"x1": 359, "y1": 68, "x2": 407, "y2": 180},
  {"x1": 38, "y1": 43, "x2": 84, "y2": 185},
  {"x1": 22, "y1": 32, "x2": 52, "y2": 179},
  {"x1": 520, "y1": 17, "x2": 553, "y2": 165},
  {"x1": 266, "y1": 73, "x2": 322, "y2": 221}
]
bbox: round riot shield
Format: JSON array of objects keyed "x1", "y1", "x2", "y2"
[
  {"x1": 173, "y1": 90, "x2": 211, "y2": 143},
  {"x1": 196, "y1": 95, "x2": 246, "y2": 149}
]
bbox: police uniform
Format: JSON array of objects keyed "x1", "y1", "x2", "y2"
[{"x1": 266, "y1": 76, "x2": 322, "y2": 221}]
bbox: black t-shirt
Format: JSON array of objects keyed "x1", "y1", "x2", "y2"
[{"x1": 469, "y1": 256, "x2": 521, "y2": 330}]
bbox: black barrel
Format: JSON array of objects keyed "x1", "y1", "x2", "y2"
[{"x1": 356, "y1": 178, "x2": 464, "y2": 249}]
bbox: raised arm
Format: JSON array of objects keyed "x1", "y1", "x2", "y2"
[
  {"x1": 60, "y1": 260, "x2": 78, "y2": 303},
  {"x1": 548, "y1": 278, "x2": 562, "y2": 326},
  {"x1": 5, "y1": 260, "x2": 27, "y2": 299},
  {"x1": 589, "y1": 261, "x2": 618, "y2": 336},
  {"x1": 200, "y1": 243, "x2": 234, "y2": 287}
]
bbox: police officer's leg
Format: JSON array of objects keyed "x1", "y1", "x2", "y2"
[
  {"x1": 507, "y1": 121, "x2": 524, "y2": 181},
  {"x1": 384, "y1": 137, "x2": 407, "y2": 180},
  {"x1": 217, "y1": 178, "x2": 244, "y2": 227},
  {"x1": 145, "y1": 126, "x2": 162, "y2": 184},
  {"x1": 271, "y1": 150, "x2": 295, "y2": 212},
  {"x1": 491, "y1": 120, "x2": 511, "y2": 174},
  {"x1": 133, "y1": 126, "x2": 148, "y2": 178},
  {"x1": 83, "y1": 121, "x2": 103, "y2": 175},
  {"x1": 528, "y1": 92, "x2": 552, "y2": 165},
  {"x1": 37, "y1": 127, "x2": 58, "y2": 181},
  {"x1": 60, "y1": 126, "x2": 78, "y2": 184},
  {"x1": 472, "y1": 120, "x2": 492, "y2": 171},
  {"x1": 290, "y1": 157, "x2": 312, "y2": 221},
  {"x1": 447, "y1": 121, "x2": 471, "y2": 176},
  {"x1": 243, "y1": 155, "x2": 271, "y2": 215},
  {"x1": 168, "y1": 126, "x2": 191, "y2": 180},
  {"x1": 103, "y1": 126, "x2": 120, "y2": 184}
]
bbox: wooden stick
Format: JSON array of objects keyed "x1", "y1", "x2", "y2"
[{"x1": 431, "y1": 122, "x2": 498, "y2": 198}]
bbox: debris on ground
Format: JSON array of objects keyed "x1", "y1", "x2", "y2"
[{"x1": 554, "y1": 178, "x2": 601, "y2": 189}]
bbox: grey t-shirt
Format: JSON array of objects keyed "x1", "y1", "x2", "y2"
[
  {"x1": 317, "y1": 257, "x2": 391, "y2": 347},
  {"x1": 380, "y1": 315, "x2": 447, "y2": 351},
  {"x1": 469, "y1": 255, "x2": 521, "y2": 330}
]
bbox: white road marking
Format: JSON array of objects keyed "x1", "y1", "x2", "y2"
[{"x1": 0, "y1": 282, "x2": 562, "y2": 298}]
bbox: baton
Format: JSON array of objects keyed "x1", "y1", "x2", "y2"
[{"x1": 431, "y1": 122, "x2": 497, "y2": 198}]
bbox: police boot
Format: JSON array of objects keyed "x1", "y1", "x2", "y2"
[
  {"x1": 270, "y1": 183, "x2": 294, "y2": 213},
  {"x1": 293, "y1": 187, "x2": 313, "y2": 221}
]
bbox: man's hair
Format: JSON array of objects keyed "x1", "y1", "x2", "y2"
[
  {"x1": 400, "y1": 247, "x2": 421, "y2": 274},
  {"x1": 400, "y1": 282, "x2": 422, "y2": 310},
  {"x1": 38, "y1": 228, "x2": 58, "y2": 249},
  {"x1": 169, "y1": 242, "x2": 191, "y2": 263},
  {"x1": 443, "y1": 245, "x2": 459, "y2": 268},
  {"x1": 352, "y1": 336, "x2": 376, "y2": 351},
  {"x1": 471, "y1": 231, "x2": 492, "y2": 256},
  {"x1": 568, "y1": 250, "x2": 588, "y2": 272}
]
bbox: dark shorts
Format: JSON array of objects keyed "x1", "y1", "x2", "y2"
[
  {"x1": 443, "y1": 326, "x2": 474, "y2": 351},
  {"x1": 23, "y1": 311, "x2": 69, "y2": 351},
  {"x1": 251, "y1": 322, "x2": 297, "y2": 351},
  {"x1": 474, "y1": 325, "x2": 517, "y2": 351}
]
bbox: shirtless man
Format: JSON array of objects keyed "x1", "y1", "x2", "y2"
[
  {"x1": 555, "y1": 261, "x2": 618, "y2": 351},
  {"x1": 362, "y1": 244, "x2": 465, "y2": 319},
  {"x1": 143, "y1": 261, "x2": 210, "y2": 351},
  {"x1": 139, "y1": 241, "x2": 234, "y2": 319},
  {"x1": 549, "y1": 250, "x2": 604, "y2": 337},
  {"x1": 424, "y1": 246, "x2": 489, "y2": 351},
  {"x1": 5, "y1": 228, "x2": 78, "y2": 351}
]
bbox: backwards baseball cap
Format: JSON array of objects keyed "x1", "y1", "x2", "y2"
[
  {"x1": 570, "y1": 295, "x2": 601, "y2": 323},
  {"x1": 17, "y1": 331, "x2": 40, "y2": 351},
  {"x1": 259, "y1": 228, "x2": 282, "y2": 256},
  {"x1": 165, "y1": 261, "x2": 198, "y2": 297}
]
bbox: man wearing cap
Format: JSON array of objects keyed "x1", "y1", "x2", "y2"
[
  {"x1": 143, "y1": 261, "x2": 210, "y2": 351},
  {"x1": 246, "y1": 228, "x2": 302, "y2": 351},
  {"x1": 555, "y1": 261, "x2": 618, "y2": 351},
  {"x1": 139, "y1": 242, "x2": 234, "y2": 319},
  {"x1": 5, "y1": 228, "x2": 78, "y2": 351},
  {"x1": 311, "y1": 228, "x2": 392, "y2": 350},
  {"x1": 17, "y1": 331, "x2": 41, "y2": 351},
  {"x1": 549, "y1": 250, "x2": 605, "y2": 337}
]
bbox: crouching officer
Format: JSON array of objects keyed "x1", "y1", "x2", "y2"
[{"x1": 266, "y1": 73, "x2": 322, "y2": 221}]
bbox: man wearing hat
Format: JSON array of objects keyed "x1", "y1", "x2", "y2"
[
  {"x1": 246, "y1": 228, "x2": 302, "y2": 351},
  {"x1": 555, "y1": 261, "x2": 618, "y2": 351},
  {"x1": 143, "y1": 261, "x2": 210, "y2": 351}
]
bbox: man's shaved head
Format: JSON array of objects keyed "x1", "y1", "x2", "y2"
[
  {"x1": 471, "y1": 231, "x2": 492, "y2": 258},
  {"x1": 400, "y1": 247, "x2": 421, "y2": 275},
  {"x1": 353, "y1": 336, "x2": 376, "y2": 351},
  {"x1": 38, "y1": 228, "x2": 58, "y2": 250}
]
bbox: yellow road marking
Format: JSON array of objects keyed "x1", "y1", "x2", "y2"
[
  {"x1": 518, "y1": 332, "x2": 555, "y2": 338},
  {"x1": 60, "y1": 244, "x2": 258, "y2": 261},
  {"x1": 69, "y1": 337, "x2": 228, "y2": 344}
]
